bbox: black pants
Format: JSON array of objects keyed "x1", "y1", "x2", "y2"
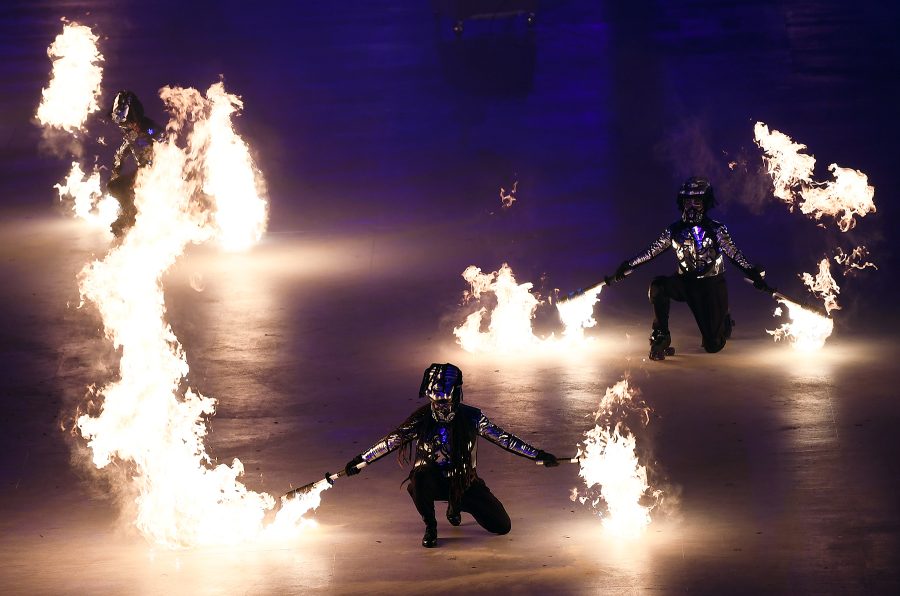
[
  {"x1": 649, "y1": 273, "x2": 729, "y2": 353},
  {"x1": 108, "y1": 172, "x2": 137, "y2": 236},
  {"x1": 407, "y1": 466, "x2": 511, "y2": 534}
]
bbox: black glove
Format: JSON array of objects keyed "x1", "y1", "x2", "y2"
[
  {"x1": 745, "y1": 266, "x2": 773, "y2": 292},
  {"x1": 344, "y1": 454, "x2": 365, "y2": 476},
  {"x1": 605, "y1": 261, "x2": 632, "y2": 285},
  {"x1": 535, "y1": 450, "x2": 559, "y2": 467}
]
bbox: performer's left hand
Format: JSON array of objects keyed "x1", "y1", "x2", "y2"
[{"x1": 536, "y1": 451, "x2": 559, "y2": 467}]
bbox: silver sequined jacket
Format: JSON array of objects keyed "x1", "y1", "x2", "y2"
[
  {"x1": 359, "y1": 404, "x2": 540, "y2": 476},
  {"x1": 626, "y1": 218, "x2": 755, "y2": 279}
]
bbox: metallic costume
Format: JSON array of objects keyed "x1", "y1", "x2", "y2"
[
  {"x1": 107, "y1": 90, "x2": 164, "y2": 236},
  {"x1": 345, "y1": 363, "x2": 557, "y2": 548},
  {"x1": 358, "y1": 403, "x2": 540, "y2": 474},
  {"x1": 611, "y1": 177, "x2": 765, "y2": 358},
  {"x1": 625, "y1": 217, "x2": 755, "y2": 279}
]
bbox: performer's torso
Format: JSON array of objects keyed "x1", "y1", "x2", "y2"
[{"x1": 670, "y1": 220, "x2": 724, "y2": 278}]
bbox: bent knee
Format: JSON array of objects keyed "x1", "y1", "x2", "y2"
[
  {"x1": 493, "y1": 521, "x2": 511, "y2": 535},
  {"x1": 704, "y1": 339, "x2": 726, "y2": 353}
]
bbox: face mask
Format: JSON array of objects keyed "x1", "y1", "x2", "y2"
[
  {"x1": 682, "y1": 198, "x2": 704, "y2": 224},
  {"x1": 430, "y1": 396, "x2": 456, "y2": 422}
]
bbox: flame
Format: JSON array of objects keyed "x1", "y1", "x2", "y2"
[
  {"x1": 555, "y1": 285, "x2": 603, "y2": 341},
  {"x1": 265, "y1": 482, "x2": 332, "y2": 539},
  {"x1": 754, "y1": 122, "x2": 875, "y2": 231},
  {"x1": 55, "y1": 161, "x2": 119, "y2": 228},
  {"x1": 75, "y1": 82, "x2": 314, "y2": 547},
  {"x1": 159, "y1": 83, "x2": 268, "y2": 251},
  {"x1": 453, "y1": 264, "x2": 539, "y2": 353},
  {"x1": 753, "y1": 122, "x2": 815, "y2": 204},
  {"x1": 767, "y1": 298, "x2": 834, "y2": 351},
  {"x1": 572, "y1": 378, "x2": 661, "y2": 537},
  {"x1": 453, "y1": 263, "x2": 598, "y2": 353},
  {"x1": 834, "y1": 245, "x2": 877, "y2": 272},
  {"x1": 800, "y1": 258, "x2": 841, "y2": 315},
  {"x1": 36, "y1": 22, "x2": 104, "y2": 132},
  {"x1": 500, "y1": 180, "x2": 518, "y2": 208},
  {"x1": 797, "y1": 165, "x2": 876, "y2": 232}
]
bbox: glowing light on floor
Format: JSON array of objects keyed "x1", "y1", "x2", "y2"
[
  {"x1": 572, "y1": 377, "x2": 661, "y2": 538},
  {"x1": 754, "y1": 122, "x2": 875, "y2": 231},
  {"x1": 75, "y1": 82, "x2": 314, "y2": 548},
  {"x1": 36, "y1": 22, "x2": 104, "y2": 132}
]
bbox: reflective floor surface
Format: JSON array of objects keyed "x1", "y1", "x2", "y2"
[{"x1": 2, "y1": 1, "x2": 899, "y2": 594}]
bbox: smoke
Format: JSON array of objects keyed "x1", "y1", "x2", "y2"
[{"x1": 655, "y1": 118, "x2": 774, "y2": 214}]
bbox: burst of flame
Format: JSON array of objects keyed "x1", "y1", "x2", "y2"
[
  {"x1": 159, "y1": 83, "x2": 268, "y2": 251},
  {"x1": 265, "y1": 483, "x2": 332, "y2": 539},
  {"x1": 453, "y1": 263, "x2": 598, "y2": 353},
  {"x1": 36, "y1": 22, "x2": 104, "y2": 132},
  {"x1": 797, "y1": 165, "x2": 875, "y2": 232},
  {"x1": 753, "y1": 122, "x2": 815, "y2": 204},
  {"x1": 754, "y1": 122, "x2": 875, "y2": 231},
  {"x1": 453, "y1": 264, "x2": 539, "y2": 353},
  {"x1": 75, "y1": 82, "x2": 314, "y2": 548},
  {"x1": 767, "y1": 298, "x2": 834, "y2": 351},
  {"x1": 55, "y1": 161, "x2": 119, "y2": 227},
  {"x1": 834, "y1": 245, "x2": 877, "y2": 272},
  {"x1": 500, "y1": 181, "x2": 518, "y2": 208},
  {"x1": 801, "y1": 258, "x2": 841, "y2": 315},
  {"x1": 572, "y1": 378, "x2": 660, "y2": 538},
  {"x1": 555, "y1": 285, "x2": 603, "y2": 341}
]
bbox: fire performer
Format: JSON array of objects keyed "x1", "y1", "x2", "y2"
[
  {"x1": 606, "y1": 176, "x2": 771, "y2": 360},
  {"x1": 107, "y1": 90, "x2": 164, "y2": 237},
  {"x1": 343, "y1": 363, "x2": 560, "y2": 548}
]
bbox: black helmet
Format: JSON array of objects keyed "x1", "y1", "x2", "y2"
[
  {"x1": 419, "y1": 363, "x2": 463, "y2": 403},
  {"x1": 110, "y1": 90, "x2": 144, "y2": 125},
  {"x1": 676, "y1": 176, "x2": 717, "y2": 211}
]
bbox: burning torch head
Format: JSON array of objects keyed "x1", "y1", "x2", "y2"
[
  {"x1": 677, "y1": 176, "x2": 716, "y2": 224},
  {"x1": 419, "y1": 363, "x2": 463, "y2": 423},
  {"x1": 110, "y1": 90, "x2": 144, "y2": 128}
]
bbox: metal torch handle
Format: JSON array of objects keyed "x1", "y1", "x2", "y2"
[
  {"x1": 326, "y1": 461, "x2": 368, "y2": 483},
  {"x1": 535, "y1": 456, "x2": 580, "y2": 465},
  {"x1": 561, "y1": 280, "x2": 606, "y2": 302},
  {"x1": 769, "y1": 290, "x2": 830, "y2": 317}
]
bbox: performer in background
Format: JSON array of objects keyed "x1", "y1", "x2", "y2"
[
  {"x1": 343, "y1": 363, "x2": 560, "y2": 548},
  {"x1": 606, "y1": 176, "x2": 772, "y2": 360},
  {"x1": 107, "y1": 90, "x2": 164, "y2": 237}
]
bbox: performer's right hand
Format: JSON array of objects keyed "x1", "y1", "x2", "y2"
[
  {"x1": 345, "y1": 455, "x2": 365, "y2": 476},
  {"x1": 606, "y1": 261, "x2": 631, "y2": 284},
  {"x1": 746, "y1": 266, "x2": 773, "y2": 292}
]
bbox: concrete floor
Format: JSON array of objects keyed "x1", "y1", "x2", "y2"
[{"x1": 2, "y1": 1, "x2": 899, "y2": 594}]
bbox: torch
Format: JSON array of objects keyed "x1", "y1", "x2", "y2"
[
  {"x1": 284, "y1": 461, "x2": 368, "y2": 500},
  {"x1": 747, "y1": 279, "x2": 831, "y2": 318},
  {"x1": 557, "y1": 280, "x2": 606, "y2": 304},
  {"x1": 558, "y1": 269, "x2": 634, "y2": 304}
]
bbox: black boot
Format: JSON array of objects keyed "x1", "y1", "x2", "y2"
[
  {"x1": 725, "y1": 315, "x2": 735, "y2": 340},
  {"x1": 422, "y1": 525, "x2": 438, "y2": 548},
  {"x1": 649, "y1": 329, "x2": 674, "y2": 361},
  {"x1": 446, "y1": 504, "x2": 461, "y2": 526}
]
